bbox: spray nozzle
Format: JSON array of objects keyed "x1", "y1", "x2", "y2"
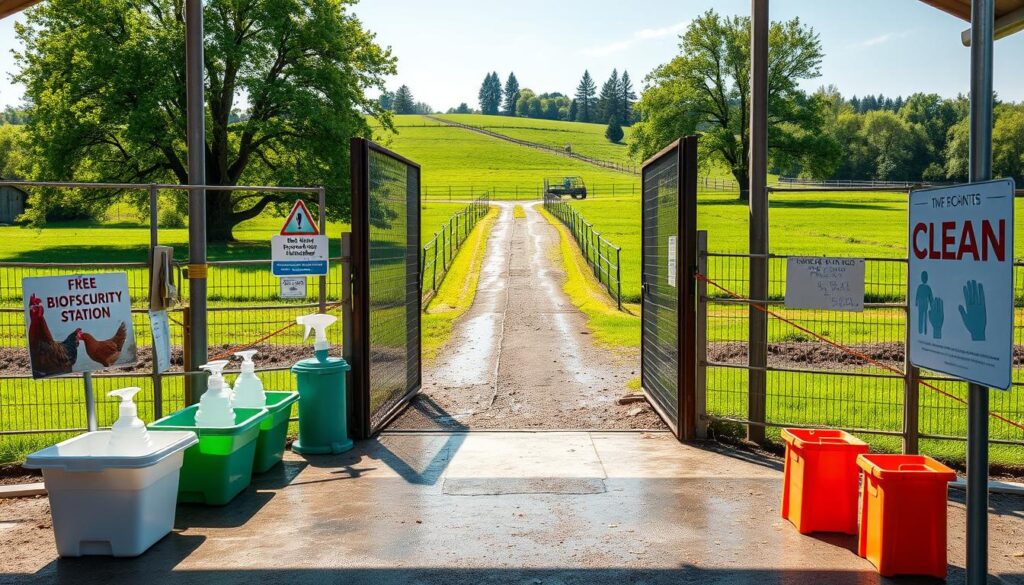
[
  {"x1": 296, "y1": 314, "x2": 337, "y2": 353},
  {"x1": 234, "y1": 350, "x2": 258, "y2": 372},
  {"x1": 199, "y1": 360, "x2": 230, "y2": 389},
  {"x1": 108, "y1": 386, "x2": 143, "y2": 418}
]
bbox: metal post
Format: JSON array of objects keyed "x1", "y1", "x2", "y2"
[
  {"x1": 318, "y1": 186, "x2": 327, "y2": 314},
  {"x1": 185, "y1": 0, "x2": 207, "y2": 405},
  {"x1": 83, "y1": 372, "x2": 97, "y2": 431},
  {"x1": 616, "y1": 247, "x2": 622, "y2": 310},
  {"x1": 967, "y1": 0, "x2": 994, "y2": 581},
  {"x1": 149, "y1": 184, "x2": 164, "y2": 419},
  {"x1": 747, "y1": 0, "x2": 769, "y2": 443},
  {"x1": 695, "y1": 231, "x2": 708, "y2": 439}
]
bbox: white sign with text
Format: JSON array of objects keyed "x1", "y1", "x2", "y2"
[{"x1": 785, "y1": 257, "x2": 865, "y2": 312}]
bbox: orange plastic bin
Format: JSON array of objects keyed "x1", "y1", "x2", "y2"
[
  {"x1": 857, "y1": 454, "x2": 956, "y2": 579},
  {"x1": 781, "y1": 428, "x2": 868, "y2": 534}
]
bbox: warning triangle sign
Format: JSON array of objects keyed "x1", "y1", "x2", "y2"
[{"x1": 280, "y1": 200, "x2": 319, "y2": 235}]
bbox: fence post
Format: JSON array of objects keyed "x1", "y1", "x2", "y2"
[
  {"x1": 148, "y1": 184, "x2": 164, "y2": 420},
  {"x1": 616, "y1": 247, "x2": 622, "y2": 310},
  {"x1": 182, "y1": 305, "x2": 194, "y2": 405},
  {"x1": 432, "y1": 235, "x2": 438, "y2": 291},
  {"x1": 903, "y1": 261, "x2": 921, "y2": 454},
  {"x1": 695, "y1": 231, "x2": 708, "y2": 439}
]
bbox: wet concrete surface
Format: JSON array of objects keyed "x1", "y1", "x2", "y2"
[
  {"x1": 395, "y1": 201, "x2": 662, "y2": 430},
  {"x1": 2, "y1": 432, "x2": 1022, "y2": 585}
]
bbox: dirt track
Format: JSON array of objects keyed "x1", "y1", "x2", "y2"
[{"x1": 393, "y1": 202, "x2": 663, "y2": 430}]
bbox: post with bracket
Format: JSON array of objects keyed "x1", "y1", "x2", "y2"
[{"x1": 695, "y1": 230, "x2": 709, "y2": 440}]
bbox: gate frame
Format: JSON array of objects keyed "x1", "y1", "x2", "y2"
[
  {"x1": 347, "y1": 137, "x2": 423, "y2": 440},
  {"x1": 639, "y1": 135, "x2": 699, "y2": 441}
]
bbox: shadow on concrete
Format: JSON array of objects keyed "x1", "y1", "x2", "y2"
[
  {"x1": 174, "y1": 490, "x2": 275, "y2": 529},
  {"x1": 251, "y1": 458, "x2": 309, "y2": 490},
  {"x1": 13, "y1": 564, "x2": 1018, "y2": 585},
  {"x1": 695, "y1": 439, "x2": 785, "y2": 473}
]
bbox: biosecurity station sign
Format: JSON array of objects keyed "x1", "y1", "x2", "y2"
[
  {"x1": 271, "y1": 200, "x2": 328, "y2": 277},
  {"x1": 908, "y1": 179, "x2": 1015, "y2": 389},
  {"x1": 23, "y1": 273, "x2": 137, "y2": 379}
]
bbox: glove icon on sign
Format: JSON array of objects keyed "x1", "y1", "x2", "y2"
[{"x1": 958, "y1": 280, "x2": 987, "y2": 342}]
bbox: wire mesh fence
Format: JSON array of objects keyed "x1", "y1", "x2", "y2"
[
  {"x1": 421, "y1": 194, "x2": 491, "y2": 302},
  {"x1": 543, "y1": 194, "x2": 622, "y2": 308}
]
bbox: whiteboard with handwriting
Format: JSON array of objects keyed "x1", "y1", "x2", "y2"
[{"x1": 784, "y1": 257, "x2": 865, "y2": 312}]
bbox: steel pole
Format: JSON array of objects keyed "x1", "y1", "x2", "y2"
[
  {"x1": 185, "y1": 0, "x2": 207, "y2": 404},
  {"x1": 966, "y1": 1, "x2": 994, "y2": 582},
  {"x1": 747, "y1": 0, "x2": 769, "y2": 443}
]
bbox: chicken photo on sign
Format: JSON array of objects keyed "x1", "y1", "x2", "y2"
[{"x1": 23, "y1": 273, "x2": 137, "y2": 379}]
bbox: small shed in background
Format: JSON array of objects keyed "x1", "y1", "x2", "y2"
[{"x1": 0, "y1": 181, "x2": 27, "y2": 224}]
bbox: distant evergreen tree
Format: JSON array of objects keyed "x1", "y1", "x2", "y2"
[
  {"x1": 620, "y1": 70, "x2": 637, "y2": 125},
  {"x1": 574, "y1": 70, "x2": 597, "y2": 123},
  {"x1": 455, "y1": 102, "x2": 471, "y2": 114},
  {"x1": 412, "y1": 102, "x2": 434, "y2": 115},
  {"x1": 478, "y1": 72, "x2": 503, "y2": 115},
  {"x1": 393, "y1": 85, "x2": 415, "y2": 114},
  {"x1": 597, "y1": 69, "x2": 621, "y2": 124},
  {"x1": 503, "y1": 73, "x2": 520, "y2": 116},
  {"x1": 543, "y1": 99, "x2": 560, "y2": 120},
  {"x1": 605, "y1": 114, "x2": 624, "y2": 143},
  {"x1": 568, "y1": 99, "x2": 578, "y2": 122},
  {"x1": 377, "y1": 91, "x2": 395, "y2": 112},
  {"x1": 849, "y1": 95, "x2": 861, "y2": 113}
]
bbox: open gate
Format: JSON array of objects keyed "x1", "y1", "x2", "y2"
[
  {"x1": 640, "y1": 136, "x2": 698, "y2": 440},
  {"x1": 346, "y1": 138, "x2": 422, "y2": 439}
]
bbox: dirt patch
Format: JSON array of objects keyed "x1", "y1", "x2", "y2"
[
  {"x1": 0, "y1": 342, "x2": 334, "y2": 377},
  {"x1": 0, "y1": 464, "x2": 41, "y2": 487},
  {"x1": 710, "y1": 341, "x2": 1024, "y2": 370}
]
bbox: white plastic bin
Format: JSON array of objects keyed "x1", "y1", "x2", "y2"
[{"x1": 24, "y1": 430, "x2": 197, "y2": 557}]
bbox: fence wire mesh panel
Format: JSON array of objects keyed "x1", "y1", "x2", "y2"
[
  {"x1": 698, "y1": 189, "x2": 1024, "y2": 461},
  {"x1": 641, "y1": 143, "x2": 682, "y2": 434},
  {"x1": 543, "y1": 194, "x2": 622, "y2": 308},
  {"x1": 350, "y1": 140, "x2": 422, "y2": 436}
]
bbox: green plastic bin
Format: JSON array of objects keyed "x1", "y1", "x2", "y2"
[
  {"x1": 253, "y1": 391, "x2": 299, "y2": 473},
  {"x1": 149, "y1": 406, "x2": 267, "y2": 505}
]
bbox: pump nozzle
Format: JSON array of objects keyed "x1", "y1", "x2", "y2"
[
  {"x1": 234, "y1": 350, "x2": 258, "y2": 373},
  {"x1": 199, "y1": 360, "x2": 230, "y2": 389},
  {"x1": 106, "y1": 386, "x2": 152, "y2": 455},
  {"x1": 297, "y1": 314, "x2": 336, "y2": 351}
]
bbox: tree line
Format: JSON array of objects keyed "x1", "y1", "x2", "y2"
[
  {"x1": 630, "y1": 10, "x2": 1024, "y2": 197},
  {"x1": 378, "y1": 85, "x2": 434, "y2": 115}
]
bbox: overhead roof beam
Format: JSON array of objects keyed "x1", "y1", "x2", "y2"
[{"x1": 962, "y1": 5, "x2": 1024, "y2": 44}]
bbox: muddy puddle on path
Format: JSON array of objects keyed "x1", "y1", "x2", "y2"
[{"x1": 393, "y1": 202, "x2": 664, "y2": 431}]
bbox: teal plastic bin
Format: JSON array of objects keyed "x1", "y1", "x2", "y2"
[
  {"x1": 253, "y1": 391, "x2": 299, "y2": 473},
  {"x1": 149, "y1": 406, "x2": 266, "y2": 505},
  {"x1": 291, "y1": 356, "x2": 352, "y2": 454}
]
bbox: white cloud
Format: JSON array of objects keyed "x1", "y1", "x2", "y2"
[
  {"x1": 581, "y1": 20, "x2": 688, "y2": 57},
  {"x1": 852, "y1": 30, "x2": 913, "y2": 49}
]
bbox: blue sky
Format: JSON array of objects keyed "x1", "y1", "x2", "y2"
[{"x1": 2, "y1": 0, "x2": 1023, "y2": 110}]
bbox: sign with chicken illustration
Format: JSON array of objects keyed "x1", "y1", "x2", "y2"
[{"x1": 23, "y1": 273, "x2": 137, "y2": 379}]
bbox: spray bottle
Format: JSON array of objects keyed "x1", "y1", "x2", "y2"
[
  {"x1": 194, "y1": 360, "x2": 235, "y2": 427},
  {"x1": 232, "y1": 350, "x2": 266, "y2": 409},
  {"x1": 106, "y1": 386, "x2": 154, "y2": 456},
  {"x1": 296, "y1": 314, "x2": 338, "y2": 363}
]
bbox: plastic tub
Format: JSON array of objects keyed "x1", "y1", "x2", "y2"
[
  {"x1": 149, "y1": 406, "x2": 267, "y2": 505},
  {"x1": 857, "y1": 454, "x2": 957, "y2": 578},
  {"x1": 780, "y1": 428, "x2": 869, "y2": 534},
  {"x1": 252, "y1": 391, "x2": 299, "y2": 473},
  {"x1": 24, "y1": 431, "x2": 197, "y2": 557}
]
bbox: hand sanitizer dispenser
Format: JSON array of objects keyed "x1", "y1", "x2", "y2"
[
  {"x1": 232, "y1": 350, "x2": 266, "y2": 409},
  {"x1": 194, "y1": 360, "x2": 235, "y2": 427},
  {"x1": 291, "y1": 312, "x2": 352, "y2": 454},
  {"x1": 107, "y1": 386, "x2": 154, "y2": 456}
]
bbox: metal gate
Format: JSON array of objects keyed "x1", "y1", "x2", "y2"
[
  {"x1": 347, "y1": 138, "x2": 422, "y2": 438},
  {"x1": 640, "y1": 136, "x2": 698, "y2": 440}
]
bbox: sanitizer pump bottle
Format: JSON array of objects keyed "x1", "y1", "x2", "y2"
[
  {"x1": 106, "y1": 386, "x2": 154, "y2": 456},
  {"x1": 232, "y1": 350, "x2": 266, "y2": 408},
  {"x1": 194, "y1": 360, "x2": 235, "y2": 427},
  {"x1": 296, "y1": 314, "x2": 338, "y2": 363}
]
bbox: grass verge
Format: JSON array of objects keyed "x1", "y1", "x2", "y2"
[
  {"x1": 538, "y1": 205, "x2": 640, "y2": 349},
  {"x1": 513, "y1": 205, "x2": 525, "y2": 219},
  {"x1": 421, "y1": 207, "x2": 499, "y2": 361}
]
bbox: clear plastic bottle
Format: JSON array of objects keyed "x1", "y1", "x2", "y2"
[
  {"x1": 106, "y1": 386, "x2": 154, "y2": 456},
  {"x1": 232, "y1": 350, "x2": 266, "y2": 408},
  {"x1": 194, "y1": 360, "x2": 236, "y2": 427}
]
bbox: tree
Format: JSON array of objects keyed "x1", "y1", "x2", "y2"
[
  {"x1": 620, "y1": 71, "x2": 637, "y2": 125},
  {"x1": 628, "y1": 10, "x2": 835, "y2": 199},
  {"x1": 542, "y1": 99, "x2": 560, "y2": 120},
  {"x1": 574, "y1": 70, "x2": 597, "y2": 123},
  {"x1": 503, "y1": 73, "x2": 520, "y2": 116},
  {"x1": 393, "y1": 85, "x2": 416, "y2": 114},
  {"x1": 515, "y1": 89, "x2": 536, "y2": 117},
  {"x1": 605, "y1": 115, "x2": 624, "y2": 144},
  {"x1": 478, "y1": 72, "x2": 502, "y2": 115},
  {"x1": 14, "y1": 0, "x2": 395, "y2": 241},
  {"x1": 378, "y1": 91, "x2": 395, "y2": 112},
  {"x1": 568, "y1": 99, "x2": 578, "y2": 122},
  {"x1": 412, "y1": 102, "x2": 434, "y2": 115},
  {"x1": 454, "y1": 103, "x2": 471, "y2": 114},
  {"x1": 597, "y1": 69, "x2": 621, "y2": 124}
]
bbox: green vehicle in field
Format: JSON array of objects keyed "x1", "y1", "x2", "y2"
[{"x1": 544, "y1": 176, "x2": 587, "y2": 200}]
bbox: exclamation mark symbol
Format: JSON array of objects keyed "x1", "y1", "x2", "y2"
[{"x1": 297, "y1": 212, "x2": 303, "y2": 230}]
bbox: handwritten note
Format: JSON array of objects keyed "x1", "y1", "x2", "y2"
[{"x1": 784, "y1": 257, "x2": 865, "y2": 312}]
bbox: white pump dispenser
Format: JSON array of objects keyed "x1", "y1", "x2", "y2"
[
  {"x1": 232, "y1": 350, "x2": 266, "y2": 408},
  {"x1": 194, "y1": 360, "x2": 235, "y2": 427},
  {"x1": 106, "y1": 386, "x2": 154, "y2": 456},
  {"x1": 296, "y1": 314, "x2": 337, "y2": 363}
]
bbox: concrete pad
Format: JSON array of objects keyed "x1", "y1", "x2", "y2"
[{"x1": 0, "y1": 482, "x2": 46, "y2": 499}]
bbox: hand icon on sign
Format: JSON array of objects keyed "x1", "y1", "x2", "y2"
[
  {"x1": 928, "y1": 297, "x2": 943, "y2": 340},
  {"x1": 958, "y1": 280, "x2": 987, "y2": 341}
]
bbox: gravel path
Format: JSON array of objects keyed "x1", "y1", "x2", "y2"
[{"x1": 393, "y1": 201, "x2": 664, "y2": 430}]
